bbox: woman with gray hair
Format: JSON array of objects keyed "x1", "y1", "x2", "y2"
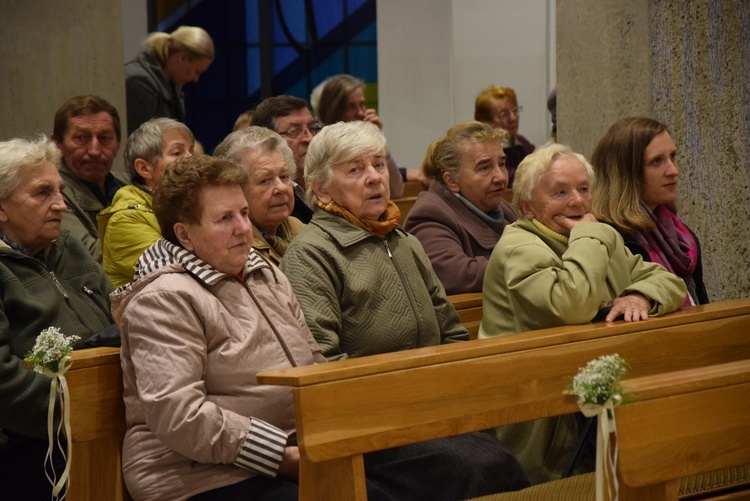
[
  {"x1": 283, "y1": 120, "x2": 468, "y2": 360},
  {"x1": 281, "y1": 120, "x2": 529, "y2": 499},
  {"x1": 478, "y1": 143, "x2": 687, "y2": 484},
  {"x1": 98, "y1": 117, "x2": 194, "y2": 287},
  {"x1": 0, "y1": 135, "x2": 114, "y2": 499},
  {"x1": 404, "y1": 121, "x2": 516, "y2": 294},
  {"x1": 214, "y1": 126, "x2": 305, "y2": 266}
]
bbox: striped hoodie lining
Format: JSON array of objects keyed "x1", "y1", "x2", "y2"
[
  {"x1": 233, "y1": 418, "x2": 288, "y2": 477},
  {"x1": 133, "y1": 238, "x2": 269, "y2": 286}
]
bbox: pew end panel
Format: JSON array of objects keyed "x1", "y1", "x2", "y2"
[{"x1": 67, "y1": 347, "x2": 129, "y2": 501}]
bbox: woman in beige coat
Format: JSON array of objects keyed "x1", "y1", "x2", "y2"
[{"x1": 112, "y1": 156, "x2": 324, "y2": 500}]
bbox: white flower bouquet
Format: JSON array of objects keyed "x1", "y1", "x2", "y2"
[
  {"x1": 571, "y1": 353, "x2": 629, "y2": 408},
  {"x1": 24, "y1": 326, "x2": 80, "y2": 499},
  {"x1": 25, "y1": 327, "x2": 80, "y2": 375},
  {"x1": 569, "y1": 353, "x2": 629, "y2": 501}
]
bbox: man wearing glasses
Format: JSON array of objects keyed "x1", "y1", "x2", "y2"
[{"x1": 252, "y1": 95, "x2": 321, "y2": 223}]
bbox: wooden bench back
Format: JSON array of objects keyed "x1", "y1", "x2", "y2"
[
  {"x1": 613, "y1": 359, "x2": 750, "y2": 500},
  {"x1": 448, "y1": 292, "x2": 482, "y2": 339},
  {"x1": 257, "y1": 299, "x2": 750, "y2": 500},
  {"x1": 393, "y1": 196, "x2": 418, "y2": 225},
  {"x1": 402, "y1": 181, "x2": 427, "y2": 198}
]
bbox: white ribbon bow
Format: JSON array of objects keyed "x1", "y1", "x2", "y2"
[
  {"x1": 35, "y1": 354, "x2": 74, "y2": 499},
  {"x1": 580, "y1": 394, "x2": 621, "y2": 501}
]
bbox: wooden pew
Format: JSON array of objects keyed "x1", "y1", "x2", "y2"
[
  {"x1": 393, "y1": 196, "x2": 418, "y2": 225},
  {"x1": 615, "y1": 359, "x2": 750, "y2": 501},
  {"x1": 256, "y1": 298, "x2": 750, "y2": 501},
  {"x1": 66, "y1": 347, "x2": 129, "y2": 501},
  {"x1": 448, "y1": 292, "x2": 483, "y2": 339},
  {"x1": 402, "y1": 180, "x2": 427, "y2": 198}
]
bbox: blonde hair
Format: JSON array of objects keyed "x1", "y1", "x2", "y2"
[
  {"x1": 421, "y1": 121, "x2": 510, "y2": 182},
  {"x1": 474, "y1": 85, "x2": 518, "y2": 123},
  {"x1": 304, "y1": 121, "x2": 387, "y2": 206},
  {"x1": 145, "y1": 26, "x2": 214, "y2": 64},
  {"x1": 513, "y1": 143, "x2": 594, "y2": 215}
]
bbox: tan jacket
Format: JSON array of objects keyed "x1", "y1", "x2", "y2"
[
  {"x1": 252, "y1": 216, "x2": 306, "y2": 266},
  {"x1": 111, "y1": 240, "x2": 324, "y2": 500}
]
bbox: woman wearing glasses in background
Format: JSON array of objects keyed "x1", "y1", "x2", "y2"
[{"x1": 474, "y1": 85, "x2": 535, "y2": 187}]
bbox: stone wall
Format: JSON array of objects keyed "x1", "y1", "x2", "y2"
[
  {"x1": 558, "y1": 0, "x2": 749, "y2": 301},
  {"x1": 0, "y1": 0, "x2": 126, "y2": 178},
  {"x1": 651, "y1": 0, "x2": 750, "y2": 300}
]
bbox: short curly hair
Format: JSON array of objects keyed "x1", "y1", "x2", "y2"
[{"x1": 153, "y1": 155, "x2": 248, "y2": 246}]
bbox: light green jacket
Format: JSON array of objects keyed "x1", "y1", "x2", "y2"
[
  {"x1": 281, "y1": 210, "x2": 468, "y2": 361},
  {"x1": 479, "y1": 217, "x2": 687, "y2": 337},
  {"x1": 478, "y1": 217, "x2": 687, "y2": 483},
  {"x1": 98, "y1": 185, "x2": 160, "y2": 288}
]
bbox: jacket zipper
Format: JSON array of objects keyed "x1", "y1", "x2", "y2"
[
  {"x1": 82, "y1": 285, "x2": 115, "y2": 322},
  {"x1": 382, "y1": 239, "x2": 423, "y2": 347},
  {"x1": 49, "y1": 271, "x2": 69, "y2": 298}
]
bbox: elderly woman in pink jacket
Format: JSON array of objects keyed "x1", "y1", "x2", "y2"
[{"x1": 112, "y1": 155, "x2": 324, "y2": 500}]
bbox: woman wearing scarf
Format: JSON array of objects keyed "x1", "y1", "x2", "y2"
[
  {"x1": 280, "y1": 120, "x2": 530, "y2": 500},
  {"x1": 404, "y1": 121, "x2": 516, "y2": 294},
  {"x1": 592, "y1": 117, "x2": 708, "y2": 305},
  {"x1": 214, "y1": 127, "x2": 305, "y2": 266}
]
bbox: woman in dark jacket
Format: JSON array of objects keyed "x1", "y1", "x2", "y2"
[
  {"x1": 592, "y1": 117, "x2": 709, "y2": 305},
  {"x1": 404, "y1": 121, "x2": 516, "y2": 294},
  {"x1": 125, "y1": 26, "x2": 214, "y2": 136},
  {"x1": 0, "y1": 136, "x2": 114, "y2": 500}
]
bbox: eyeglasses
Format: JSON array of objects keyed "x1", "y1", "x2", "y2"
[
  {"x1": 277, "y1": 123, "x2": 323, "y2": 139},
  {"x1": 495, "y1": 106, "x2": 523, "y2": 121}
]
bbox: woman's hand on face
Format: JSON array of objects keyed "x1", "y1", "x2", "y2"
[
  {"x1": 362, "y1": 109, "x2": 383, "y2": 129},
  {"x1": 277, "y1": 446, "x2": 300, "y2": 483},
  {"x1": 606, "y1": 293, "x2": 651, "y2": 323},
  {"x1": 553, "y1": 212, "x2": 598, "y2": 232}
]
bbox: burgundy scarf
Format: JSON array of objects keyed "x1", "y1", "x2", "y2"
[{"x1": 632, "y1": 203, "x2": 698, "y2": 306}]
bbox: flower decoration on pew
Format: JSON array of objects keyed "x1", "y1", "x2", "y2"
[
  {"x1": 25, "y1": 327, "x2": 80, "y2": 500},
  {"x1": 571, "y1": 353, "x2": 629, "y2": 409},
  {"x1": 570, "y1": 353, "x2": 629, "y2": 501}
]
